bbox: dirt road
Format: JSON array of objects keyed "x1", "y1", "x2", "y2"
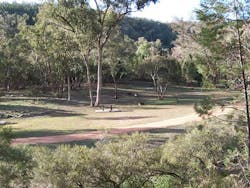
[{"x1": 12, "y1": 106, "x2": 234, "y2": 145}]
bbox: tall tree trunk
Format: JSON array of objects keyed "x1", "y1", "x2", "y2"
[
  {"x1": 67, "y1": 75, "x2": 71, "y2": 101},
  {"x1": 151, "y1": 74, "x2": 157, "y2": 92},
  {"x1": 6, "y1": 65, "x2": 10, "y2": 91},
  {"x1": 112, "y1": 75, "x2": 118, "y2": 99},
  {"x1": 82, "y1": 54, "x2": 94, "y2": 107},
  {"x1": 60, "y1": 79, "x2": 64, "y2": 98},
  {"x1": 95, "y1": 46, "x2": 103, "y2": 106},
  {"x1": 234, "y1": 0, "x2": 250, "y2": 163},
  {"x1": 6, "y1": 80, "x2": 10, "y2": 92}
]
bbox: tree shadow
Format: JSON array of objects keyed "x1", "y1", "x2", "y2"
[
  {"x1": 145, "y1": 94, "x2": 209, "y2": 105},
  {"x1": 86, "y1": 115, "x2": 155, "y2": 120},
  {"x1": 143, "y1": 127, "x2": 186, "y2": 146},
  {"x1": 29, "y1": 139, "x2": 99, "y2": 149},
  {"x1": 144, "y1": 128, "x2": 186, "y2": 134},
  {"x1": 0, "y1": 97, "x2": 88, "y2": 107},
  {"x1": 0, "y1": 104, "x2": 84, "y2": 118},
  {"x1": 39, "y1": 98, "x2": 89, "y2": 107},
  {"x1": 13, "y1": 128, "x2": 98, "y2": 138}
]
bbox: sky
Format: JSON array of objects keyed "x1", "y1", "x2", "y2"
[
  {"x1": 0, "y1": 0, "x2": 201, "y2": 23},
  {"x1": 131, "y1": 0, "x2": 200, "y2": 23}
]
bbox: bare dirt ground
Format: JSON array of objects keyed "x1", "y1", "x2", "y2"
[{"x1": 12, "y1": 106, "x2": 234, "y2": 145}]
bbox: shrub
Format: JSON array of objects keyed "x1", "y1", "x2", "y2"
[
  {"x1": 161, "y1": 124, "x2": 245, "y2": 187},
  {"x1": 0, "y1": 127, "x2": 34, "y2": 188}
]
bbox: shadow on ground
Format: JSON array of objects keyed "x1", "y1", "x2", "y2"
[
  {"x1": 15, "y1": 126, "x2": 188, "y2": 148},
  {"x1": 0, "y1": 97, "x2": 88, "y2": 107},
  {"x1": 142, "y1": 127, "x2": 186, "y2": 146},
  {"x1": 13, "y1": 129, "x2": 98, "y2": 138},
  {"x1": 0, "y1": 104, "x2": 84, "y2": 119},
  {"x1": 29, "y1": 139, "x2": 99, "y2": 149},
  {"x1": 144, "y1": 127, "x2": 186, "y2": 134},
  {"x1": 86, "y1": 116, "x2": 155, "y2": 120}
]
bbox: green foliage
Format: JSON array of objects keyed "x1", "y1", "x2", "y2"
[
  {"x1": 153, "y1": 175, "x2": 181, "y2": 188},
  {"x1": 135, "y1": 37, "x2": 182, "y2": 85},
  {"x1": 195, "y1": 0, "x2": 250, "y2": 87},
  {"x1": 0, "y1": 2, "x2": 38, "y2": 25},
  {"x1": 0, "y1": 127, "x2": 34, "y2": 187},
  {"x1": 88, "y1": 134, "x2": 160, "y2": 188},
  {"x1": 0, "y1": 124, "x2": 248, "y2": 187},
  {"x1": 0, "y1": 13, "x2": 35, "y2": 90},
  {"x1": 0, "y1": 127, "x2": 14, "y2": 145},
  {"x1": 25, "y1": 123, "x2": 249, "y2": 187},
  {"x1": 194, "y1": 96, "x2": 215, "y2": 117},
  {"x1": 104, "y1": 32, "x2": 136, "y2": 81},
  {"x1": 183, "y1": 61, "x2": 202, "y2": 85},
  {"x1": 120, "y1": 17, "x2": 176, "y2": 48},
  {"x1": 30, "y1": 133, "x2": 161, "y2": 188},
  {"x1": 31, "y1": 145, "x2": 90, "y2": 188},
  {"x1": 161, "y1": 124, "x2": 245, "y2": 187}
]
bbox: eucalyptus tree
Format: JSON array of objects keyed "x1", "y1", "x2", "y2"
[
  {"x1": 35, "y1": 1, "x2": 98, "y2": 106},
  {"x1": 21, "y1": 5, "x2": 81, "y2": 100},
  {"x1": 104, "y1": 32, "x2": 136, "y2": 99},
  {"x1": 136, "y1": 37, "x2": 172, "y2": 99},
  {"x1": 48, "y1": 29, "x2": 79, "y2": 100},
  {"x1": 0, "y1": 13, "x2": 31, "y2": 91},
  {"x1": 196, "y1": 0, "x2": 250, "y2": 162},
  {"x1": 138, "y1": 38, "x2": 166, "y2": 88},
  {"x1": 171, "y1": 20, "x2": 214, "y2": 86},
  {"x1": 0, "y1": 2, "x2": 38, "y2": 25},
  {"x1": 21, "y1": 10, "x2": 59, "y2": 93},
  {"x1": 91, "y1": 0, "x2": 158, "y2": 106},
  {"x1": 37, "y1": 0, "x2": 158, "y2": 106}
]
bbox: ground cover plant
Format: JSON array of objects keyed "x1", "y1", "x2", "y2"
[{"x1": 1, "y1": 0, "x2": 250, "y2": 187}]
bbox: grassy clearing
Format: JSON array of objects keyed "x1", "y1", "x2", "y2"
[{"x1": 0, "y1": 83, "x2": 238, "y2": 139}]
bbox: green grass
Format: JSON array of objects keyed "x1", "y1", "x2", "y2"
[{"x1": 0, "y1": 83, "x2": 239, "y2": 141}]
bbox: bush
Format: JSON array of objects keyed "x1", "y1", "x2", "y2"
[
  {"x1": 86, "y1": 133, "x2": 161, "y2": 188},
  {"x1": 161, "y1": 124, "x2": 245, "y2": 187},
  {"x1": 0, "y1": 127, "x2": 34, "y2": 188},
  {"x1": 31, "y1": 145, "x2": 90, "y2": 188},
  {"x1": 2, "y1": 124, "x2": 248, "y2": 187},
  {"x1": 30, "y1": 133, "x2": 161, "y2": 188}
]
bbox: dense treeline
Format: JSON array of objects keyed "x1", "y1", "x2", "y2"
[
  {"x1": 0, "y1": 1, "x2": 182, "y2": 105},
  {"x1": 0, "y1": 3, "x2": 176, "y2": 46},
  {"x1": 120, "y1": 17, "x2": 176, "y2": 48},
  {"x1": 1, "y1": 1, "x2": 250, "y2": 103},
  {"x1": 0, "y1": 2, "x2": 38, "y2": 25}
]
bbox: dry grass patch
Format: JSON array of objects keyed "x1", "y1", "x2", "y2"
[{"x1": 0, "y1": 84, "x2": 237, "y2": 138}]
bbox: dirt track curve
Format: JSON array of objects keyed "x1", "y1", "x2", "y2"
[{"x1": 12, "y1": 107, "x2": 233, "y2": 145}]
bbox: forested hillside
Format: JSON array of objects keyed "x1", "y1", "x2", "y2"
[
  {"x1": 0, "y1": 2, "x2": 38, "y2": 25},
  {"x1": 0, "y1": 2, "x2": 176, "y2": 47},
  {"x1": 120, "y1": 17, "x2": 176, "y2": 48}
]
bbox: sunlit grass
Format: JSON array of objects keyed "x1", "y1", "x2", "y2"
[{"x1": 0, "y1": 84, "x2": 238, "y2": 139}]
